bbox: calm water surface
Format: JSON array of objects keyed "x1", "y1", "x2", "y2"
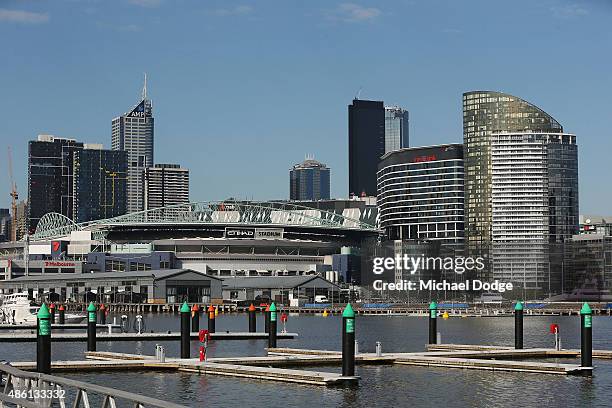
[{"x1": 1, "y1": 312, "x2": 611, "y2": 407}]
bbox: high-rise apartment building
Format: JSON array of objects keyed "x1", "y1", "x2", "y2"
[
  {"x1": 377, "y1": 144, "x2": 465, "y2": 245},
  {"x1": 27, "y1": 135, "x2": 127, "y2": 231},
  {"x1": 491, "y1": 132, "x2": 578, "y2": 293},
  {"x1": 377, "y1": 144, "x2": 465, "y2": 290},
  {"x1": 463, "y1": 91, "x2": 564, "y2": 274},
  {"x1": 0, "y1": 209, "x2": 10, "y2": 242},
  {"x1": 348, "y1": 99, "x2": 385, "y2": 197},
  {"x1": 73, "y1": 147, "x2": 128, "y2": 222},
  {"x1": 144, "y1": 164, "x2": 189, "y2": 210},
  {"x1": 112, "y1": 76, "x2": 154, "y2": 213},
  {"x1": 384, "y1": 106, "x2": 409, "y2": 153},
  {"x1": 14, "y1": 200, "x2": 27, "y2": 240},
  {"x1": 289, "y1": 157, "x2": 331, "y2": 201},
  {"x1": 27, "y1": 135, "x2": 84, "y2": 232}
]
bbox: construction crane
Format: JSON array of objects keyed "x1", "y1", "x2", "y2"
[{"x1": 7, "y1": 147, "x2": 18, "y2": 242}]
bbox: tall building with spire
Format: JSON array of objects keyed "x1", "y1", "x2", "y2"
[{"x1": 112, "y1": 74, "x2": 154, "y2": 213}]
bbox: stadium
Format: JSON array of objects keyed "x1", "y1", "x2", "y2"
[{"x1": 1, "y1": 201, "x2": 379, "y2": 280}]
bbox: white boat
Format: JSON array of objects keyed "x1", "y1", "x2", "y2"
[
  {"x1": 0, "y1": 293, "x2": 85, "y2": 325},
  {"x1": 474, "y1": 292, "x2": 504, "y2": 304}
]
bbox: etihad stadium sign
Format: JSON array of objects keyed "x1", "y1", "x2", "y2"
[{"x1": 225, "y1": 227, "x2": 283, "y2": 240}]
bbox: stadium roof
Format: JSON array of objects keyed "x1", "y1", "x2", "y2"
[{"x1": 32, "y1": 200, "x2": 378, "y2": 241}]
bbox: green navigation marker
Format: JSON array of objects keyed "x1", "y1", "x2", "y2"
[
  {"x1": 514, "y1": 301, "x2": 524, "y2": 311},
  {"x1": 180, "y1": 301, "x2": 190, "y2": 313},
  {"x1": 270, "y1": 302, "x2": 277, "y2": 322},
  {"x1": 37, "y1": 303, "x2": 52, "y2": 373},
  {"x1": 580, "y1": 302, "x2": 593, "y2": 367},
  {"x1": 87, "y1": 302, "x2": 97, "y2": 322},
  {"x1": 429, "y1": 301, "x2": 437, "y2": 318},
  {"x1": 581, "y1": 302, "x2": 592, "y2": 328},
  {"x1": 37, "y1": 303, "x2": 51, "y2": 336},
  {"x1": 580, "y1": 302, "x2": 592, "y2": 315},
  {"x1": 342, "y1": 303, "x2": 356, "y2": 376},
  {"x1": 343, "y1": 303, "x2": 355, "y2": 318},
  {"x1": 343, "y1": 304, "x2": 355, "y2": 333}
]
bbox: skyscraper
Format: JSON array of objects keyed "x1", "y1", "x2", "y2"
[
  {"x1": 27, "y1": 135, "x2": 84, "y2": 232},
  {"x1": 377, "y1": 144, "x2": 465, "y2": 292},
  {"x1": 378, "y1": 144, "x2": 464, "y2": 245},
  {"x1": 348, "y1": 99, "x2": 385, "y2": 197},
  {"x1": 491, "y1": 132, "x2": 578, "y2": 293},
  {"x1": 463, "y1": 91, "x2": 564, "y2": 273},
  {"x1": 73, "y1": 147, "x2": 128, "y2": 222},
  {"x1": 27, "y1": 135, "x2": 128, "y2": 230},
  {"x1": 144, "y1": 164, "x2": 190, "y2": 210},
  {"x1": 384, "y1": 106, "x2": 409, "y2": 153},
  {"x1": 112, "y1": 75, "x2": 154, "y2": 213},
  {"x1": 0, "y1": 209, "x2": 10, "y2": 242},
  {"x1": 289, "y1": 157, "x2": 331, "y2": 201}
]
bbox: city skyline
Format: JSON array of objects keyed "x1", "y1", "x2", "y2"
[{"x1": 1, "y1": 0, "x2": 610, "y2": 213}]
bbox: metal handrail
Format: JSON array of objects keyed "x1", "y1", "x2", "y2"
[{"x1": 0, "y1": 363, "x2": 188, "y2": 408}]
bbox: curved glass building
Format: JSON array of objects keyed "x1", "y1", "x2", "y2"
[{"x1": 463, "y1": 91, "x2": 568, "y2": 285}]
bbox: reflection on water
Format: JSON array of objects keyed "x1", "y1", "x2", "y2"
[{"x1": 1, "y1": 313, "x2": 611, "y2": 407}]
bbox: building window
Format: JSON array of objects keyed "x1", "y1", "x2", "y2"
[{"x1": 105, "y1": 260, "x2": 126, "y2": 272}]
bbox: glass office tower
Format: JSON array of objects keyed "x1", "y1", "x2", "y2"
[
  {"x1": 290, "y1": 158, "x2": 331, "y2": 201},
  {"x1": 384, "y1": 106, "x2": 409, "y2": 153},
  {"x1": 73, "y1": 148, "x2": 128, "y2": 222},
  {"x1": 463, "y1": 91, "x2": 564, "y2": 276},
  {"x1": 111, "y1": 77, "x2": 154, "y2": 213},
  {"x1": 27, "y1": 135, "x2": 84, "y2": 232},
  {"x1": 348, "y1": 99, "x2": 385, "y2": 197}
]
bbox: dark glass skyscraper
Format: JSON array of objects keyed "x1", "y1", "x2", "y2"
[
  {"x1": 28, "y1": 135, "x2": 128, "y2": 231},
  {"x1": 111, "y1": 76, "x2": 154, "y2": 213},
  {"x1": 463, "y1": 91, "x2": 564, "y2": 273},
  {"x1": 290, "y1": 157, "x2": 330, "y2": 201},
  {"x1": 348, "y1": 99, "x2": 385, "y2": 197},
  {"x1": 73, "y1": 148, "x2": 128, "y2": 222},
  {"x1": 27, "y1": 135, "x2": 84, "y2": 232}
]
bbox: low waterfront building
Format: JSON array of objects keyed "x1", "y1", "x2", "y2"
[
  {"x1": 0, "y1": 259, "x2": 84, "y2": 280},
  {"x1": 85, "y1": 251, "x2": 177, "y2": 273},
  {"x1": 563, "y1": 234, "x2": 612, "y2": 298},
  {"x1": 0, "y1": 269, "x2": 223, "y2": 304},
  {"x1": 222, "y1": 275, "x2": 339, "y2": 305},
  {"x1": 579, "y1": 215, "x2": 612, "y2": 235}
]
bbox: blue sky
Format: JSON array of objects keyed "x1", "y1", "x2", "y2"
[{"x1": 0, "y1": 0, "x2": 610, "y2": 213}]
